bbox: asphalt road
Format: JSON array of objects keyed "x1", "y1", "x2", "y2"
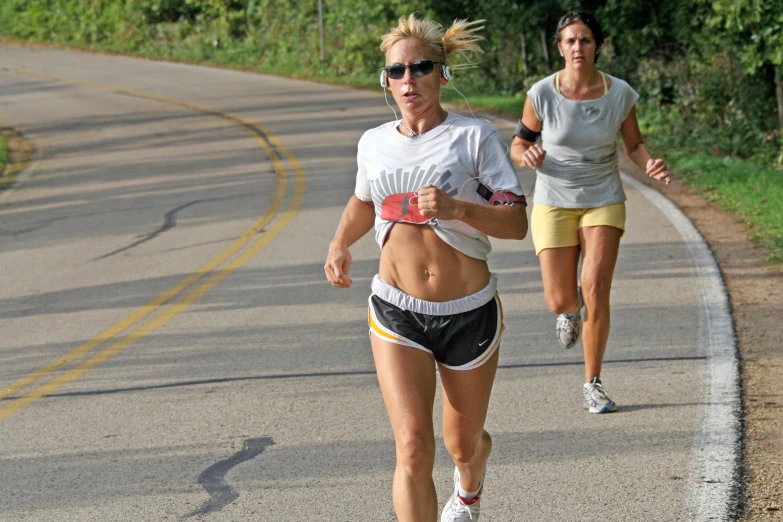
[{"x1": 0, "y1": 46, "x2": 739, "y2": 521}]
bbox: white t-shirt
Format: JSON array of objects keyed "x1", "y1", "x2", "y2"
[{"x1": 355, "y1": 112, "x2": 523, "y2": 260}]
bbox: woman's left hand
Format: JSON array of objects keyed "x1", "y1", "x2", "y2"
[
  {"x1": 646, "y1": 158, "x2": 671, "y2": 185},
  {"x1": 417, "y1": 184, "x2": 461, "y2": 220}
]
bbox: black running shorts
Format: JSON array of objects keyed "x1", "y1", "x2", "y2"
[{"x1": 367, "y1": 275, "x2": 503, "y2": 370}]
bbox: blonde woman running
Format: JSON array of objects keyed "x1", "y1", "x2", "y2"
[
  {"x1": 324, "y1": 14, "x2": 528, "y2": 522},
  {"x1": 511, "y1": 11, "x2": 670, "y2": 414}
]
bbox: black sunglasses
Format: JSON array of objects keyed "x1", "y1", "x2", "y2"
[{"x1": 383, "y1": 60, "x2": 442, "y2": 80}]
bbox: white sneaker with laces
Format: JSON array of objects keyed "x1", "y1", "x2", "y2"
[
  {"x1": 556, "y1": 286, "x2": 583, "y2": 349},
  {"x1": 440, "y1": 466, "x2": 483, "y2": 521},
  {"x1": 583, "y1": 376, "x2": 617, "y2": 413}
]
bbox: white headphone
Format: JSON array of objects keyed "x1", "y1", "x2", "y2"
[
  {"x1": 441, "y1": 64, "x2": 452, "y2": 81},
  {"x1": 380, "y1": 64, "x2": 453, "y2": 88}
]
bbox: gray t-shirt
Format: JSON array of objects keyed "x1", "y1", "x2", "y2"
[
  {"x1": 355, "y1": 112, "x2": 523, "y2": 260},
  {"x1": 527, "y1": 72, "x2": 639, "y2": 208}
]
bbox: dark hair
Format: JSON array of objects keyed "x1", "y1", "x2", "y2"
[{"x1": 554, "y1": 12, "x2": 605, "y2": 62}]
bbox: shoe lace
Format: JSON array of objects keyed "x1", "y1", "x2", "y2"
[
  {"x1": 587, "y1": 382, "x2": 609, "y2": 402},
  {"x1": 448, "y1": 497, "x2": 478, "y2": 521},
  {"x1": 556, "y1": 315, "x2": 574, "y2": 333}
]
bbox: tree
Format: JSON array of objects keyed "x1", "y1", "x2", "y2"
[{"x1": 709, "y1": 0, "x2": 783, "y2": 128}]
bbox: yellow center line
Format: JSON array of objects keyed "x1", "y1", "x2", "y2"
[{"x1": 0, "y1": 68, "x2": 306, "y2": 417}]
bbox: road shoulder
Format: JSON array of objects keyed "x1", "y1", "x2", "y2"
[{"x1": 618, "y1": 155, "x2": 783, "y2": 520}]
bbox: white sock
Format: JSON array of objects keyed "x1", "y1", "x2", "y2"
[{"x1": 458, "y1": 481, "x2": 482, "y2": 501}]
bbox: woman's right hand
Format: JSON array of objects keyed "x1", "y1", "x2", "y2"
[
  {"x1": 521, "y1": 143, "x2": 547, "y2": 170},
  {"x1": 324, "y1": 242, "x2": 353, "y2": 289}
]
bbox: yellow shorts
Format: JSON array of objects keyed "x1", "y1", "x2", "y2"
[{"x1": 531, "y1": 202, "x2": 626, "y2": 255}]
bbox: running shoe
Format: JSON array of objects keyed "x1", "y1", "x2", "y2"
[
  {"x1": 440, "y1": 466, "x2": 483, "y2": 521},
  {"x1": 583, "y1": 377, "x2": 617, "y2": 414},
  {"x1": 555, "y1": 285, "x2": 583, "y2": 349}
]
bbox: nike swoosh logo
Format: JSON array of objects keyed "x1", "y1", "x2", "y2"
[{"x1": 479, "y1": 339, "x2": 489, "y2": 347}]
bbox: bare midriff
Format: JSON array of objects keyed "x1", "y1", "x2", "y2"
[{"x1": 378, "y1": 223, "x2": 490, "y2": 302}]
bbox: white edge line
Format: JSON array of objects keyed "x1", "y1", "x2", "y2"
[{"x1": 622, "y1": 173, "x2": 741, "y2": 521}]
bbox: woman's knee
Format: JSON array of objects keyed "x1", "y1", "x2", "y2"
[
  {"x1": 546, "y1": 288, "x2": 580, "y2": 315},
  {"x1": 395, "y1": 429, "x2": 436, "y2": 474},
  {"x1": 581, "y1": 279, "x2": 611, "y2": 314},
  {"x1": 443, "y1": 430, "x2": 489, "y2": 465}
]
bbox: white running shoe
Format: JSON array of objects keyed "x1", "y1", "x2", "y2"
[
  {"x1": 583, "y1": 377, "x2": 617, "y2": 414},
  {"x1": 440, "y1": 466, "x2": 483, "y2": 521},
  {"x1": 556, "y1": 285, "x2": 583, "y2": 349}
]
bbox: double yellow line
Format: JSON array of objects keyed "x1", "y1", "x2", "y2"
[{"x1": 0, "y1": 69, "x2": 306, "y2": 421}]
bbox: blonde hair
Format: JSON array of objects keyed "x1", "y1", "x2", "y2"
[{"x1": 380, "y1": 14, "x2": 485, "y2": 69}]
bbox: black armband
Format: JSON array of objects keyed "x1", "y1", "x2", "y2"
[{"x1": 514, "y1": 119, "x2": 541, "y2": 142}]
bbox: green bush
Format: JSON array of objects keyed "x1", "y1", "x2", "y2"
[{"x1": 633, "y1": 49, "x2": 781, "y2": 165}]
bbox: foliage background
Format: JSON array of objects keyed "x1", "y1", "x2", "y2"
[
  {"x1": 1, "y1": 0, "x2": 781, "y2": 163},
  {"x1": 1, "y1": 0, "x2": 781, "y2": 161}
]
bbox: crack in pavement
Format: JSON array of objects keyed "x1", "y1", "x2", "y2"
[
  {"x1": 94, "y1": 192, "x2": 258, "y2": 260},
  {"x1": 95, "y1": 199, "x2": 206, "y2": 260}
]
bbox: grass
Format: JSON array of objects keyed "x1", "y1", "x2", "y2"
[
  {"x1": 441, "y1": 91, "x2": 523, "y2": 119},
  {"x1": 0, "y1": 134, "x2": 6, "y2": 172},
  {"x1": 0, "y1": 131, "x2": 17, "y2": 193},
  {"x1": 0, "y1": 130, "x2": 33, "y2": 193},
  {"x1": 668, "y1": 150, "x2": 783, "y2": 266}
]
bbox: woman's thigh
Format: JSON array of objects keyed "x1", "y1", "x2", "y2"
[
  {"x1": 533, "y1": 205, "x2": 582, "y2": 307},
  {"x1": 578, "y1": 225, "x2": 623, "y2": 289},
  {"x1": 539, "y1": 246, "x2": 581, "y2": 311},
  {"x1": 578, "y1": 202, "x2": 625, "y2": 284},
  {"x1": 371, "y1": 335, "x2": 438, "y2": 445},
  {"x1": 438, "y1": 349, "x2": 499, "y2": 447}
]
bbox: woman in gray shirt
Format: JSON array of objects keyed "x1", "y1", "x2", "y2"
[{"x1": 510, "y1": 11, "x2": 670, "y2": 413}]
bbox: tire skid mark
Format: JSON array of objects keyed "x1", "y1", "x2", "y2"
[{"x1": 185, "y1": 437, "x2": 274, "y2": 518}]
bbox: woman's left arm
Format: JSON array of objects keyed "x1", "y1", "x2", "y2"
[
  {"x1": 619, "y1": 106, "x2": 671, "y2": 185},
  {"x1": 416, "y1": 185, "x2": 528, "y2": 240}
]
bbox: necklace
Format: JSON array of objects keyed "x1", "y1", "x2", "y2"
[
  {"x1": 558, "y1": 70, "x2": 598, "y2": 101},
  {"x1": 400, "y1": 123, "x2": 419, "y2": 137},
  {"x1": 399, "y1": 110, "x2": 447, "y2": 138}
]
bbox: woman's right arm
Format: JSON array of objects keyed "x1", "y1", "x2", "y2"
[
  {"x1": 324, "y1": 196, "x2": 375, "y2": 289},
  {"x1": 510, "y1": 97, "x2": 546, "y2": 169}
]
